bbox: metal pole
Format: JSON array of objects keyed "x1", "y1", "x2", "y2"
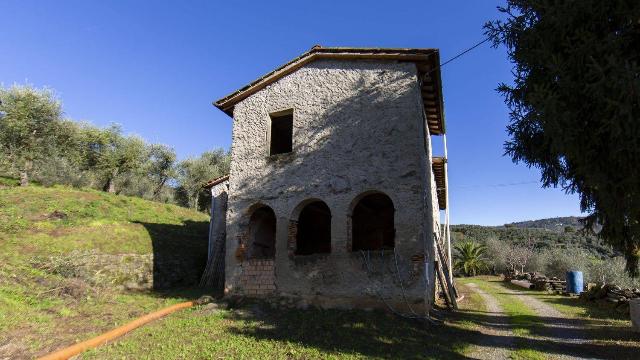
[{"x1": 443, "y1": 134, "x2": 452, "y2": 278}]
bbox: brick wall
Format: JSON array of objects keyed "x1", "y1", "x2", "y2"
[
  {"x1": 287, "y1": 220, "x2": 297, "y2": 257},
  {"x1": 239, "y1": 259, "x2": 276, "y2": 295}
]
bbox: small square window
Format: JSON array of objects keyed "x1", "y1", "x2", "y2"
[{"x1": 269, "y1": 112, "x2": 293, "y2": 155}]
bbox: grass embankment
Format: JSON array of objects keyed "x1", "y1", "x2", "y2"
[{"x1": 0, "y1": 178, "x2": 209, "y2": 358}]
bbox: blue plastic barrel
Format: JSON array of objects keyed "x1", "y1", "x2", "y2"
[{"x1": 566, "y1": 271, "x2": 584, "y2": 294}]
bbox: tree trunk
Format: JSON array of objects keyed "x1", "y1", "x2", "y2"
[
  {"x1": 107, "y1": 180, "x2": 115, "y2": 193},
  {"x1": 152, "y1": 177, "x2": 167, "y2": 200},
  {"x1": 626, "y1": 243, "x2": 640, "y2": 278},
  {"x1": 19, "y1": 160, "x2": 33, "y2": 187},
  {"x1": 19, "y1": 171, "x2": 29, "y2": 187},
  {"x1": 103, "y1": 170, "x2": 118, "y2": 193},
  {"x1": 103, "y1": 177, "x2": 115, "y2": 193}
]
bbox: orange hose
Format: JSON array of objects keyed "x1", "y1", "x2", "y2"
[{"x1": 38, "y1": 301, "x2": 195, "y2": 360}]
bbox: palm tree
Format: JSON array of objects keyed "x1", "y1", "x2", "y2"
[{"x1": 454, "y1": 241, "x2": 487, "y2": 277}]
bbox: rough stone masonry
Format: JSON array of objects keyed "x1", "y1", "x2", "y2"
[{"x1": 208, "y1": 47, "x2": 446, "y2": 311}]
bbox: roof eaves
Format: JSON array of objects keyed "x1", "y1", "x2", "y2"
[
  {"x1": 213, "y1": 47, "x2": 445, "y2": 134},
  {"x1": 203, "y1": 174, "x2": 230, "y2": 189},
  {"x1": 432, "y1": 156, "x2": 447, "y2": 210}
]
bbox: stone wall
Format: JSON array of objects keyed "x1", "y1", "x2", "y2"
[
  {"x1": 36, "y1": 250, "x2": 203, "y2": 291},
  {"x1": 224, "y1": 59, "x2": 438, "y2": 309}
]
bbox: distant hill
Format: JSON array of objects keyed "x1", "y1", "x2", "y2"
[
  {"x1": 505, "y1": 216, "x2": 584, "y2": 231},
  {"x1": 451, "y1": 216, "x2": 615, "y2": 258}
]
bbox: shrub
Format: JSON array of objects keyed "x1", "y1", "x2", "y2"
[
  {"x1": 588, "y1": 257, "x2": 640, "y2": 288},
  {"x1": 542, "y1": 247, "x2": 591, "y2": 279},
  {"x1": 454, "y1": 241, "x2": 488, "y2": 276},
  {"x1": 484, "y1": 236, "x2": 508, "y2": 274}
]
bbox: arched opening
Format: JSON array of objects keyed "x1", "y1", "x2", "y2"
[
  {"x1": 351, "y1": 192, "x2": 395, "y2": 251},
  {"x1": 248, "y1": 206, "x2": 276, "y2": 259},
  {"x1": 296, "y1": 201, "x2": 331, "y2": 255}
]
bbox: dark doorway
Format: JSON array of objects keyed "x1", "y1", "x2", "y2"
[
  {"x1": 352, "y1": 193, "x2": 395, "y2": 251},
  {"x1": 248, "y1": 206, "x2": 276, "y2": 259},
  {"x1": 296, "y1": 201, "x2": 331, "y2": 255}
]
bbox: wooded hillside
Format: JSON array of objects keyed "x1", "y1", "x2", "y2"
[{"x1": 452, "y1": 217, "x2": 615, "y2": 258}]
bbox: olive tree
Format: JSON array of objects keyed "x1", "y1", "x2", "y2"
[
  {"x1": 147, "y1": 144, "x2": 177, "y2": 200},
  {"x1": 83, "y1": 124, "x2": 146, "y2": 193},
  {"x1": 176, "y1": 149, "x2": 230, "y2": 210},
  {"x1": 0, "y1": 85, "x2": 62, "y2": 186}
]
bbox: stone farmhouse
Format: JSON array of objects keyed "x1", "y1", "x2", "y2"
[{"x1": 202, "y1": 46, "x2": 452, "y2": 311}]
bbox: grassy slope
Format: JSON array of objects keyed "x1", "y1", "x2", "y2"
[{"x1": 0, "y1": 179, "x2": 209, "y2": 358}]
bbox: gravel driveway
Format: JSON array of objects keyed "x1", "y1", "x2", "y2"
[
  {"x1": 465, "y1": 283, "x2": 515, "y2": 360},
  {"x1": 464, "y1": 279, "x2": 639, "y2": 360}
]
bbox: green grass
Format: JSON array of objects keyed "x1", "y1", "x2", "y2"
[
  {"x1": 523, "y1": 290, "x2": 630, "y2": 322},
  {"x1": 513, "y1": 285, "x2": 637, "y2": 352},
  {"x1": 81, "y1": 283, "x2": 502, "y2": 359},
  {"x1": 83, "y1": 300, "x2": 478, "y2": 360},
  {"x1": 0, "y1": 183, "x2": 209, "y2": 358},
  {"x1": 0, "y1": 183, "x2": 485, "y2": 359},
  {"x1": 450, "y1": 284, "x2": 487, "y2": 333},
  {"x1": 0, "y1": 184, "x2": 208, "y2": 255},
  {"x1": 0, "y1": 176, "x2": 20, "y2": 187},
  {"x1": 4, "y1": 181, "x2": 636, "y2": 359}
]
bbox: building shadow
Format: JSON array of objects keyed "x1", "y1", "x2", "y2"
[
  {"x1": 225, "y1": 301, "x2": 474, "y2": 359},
  {"x1": 135, "y1": 220, "x2": 209, "y2": 297},
  {"x1": 215, "y1": 299, "x2": 640, "y2": 359}
]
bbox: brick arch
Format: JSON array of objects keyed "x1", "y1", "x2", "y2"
[
  {"x1": 288, "y1": 199, "x2": 332, "y2": 256},
  {"x1": 237, "y1": 202, "x2": 277, "y2": 295},
  {"x1": 247, "y1": 205, "x2": 276, "y2": 259},
  {"x1": 346, "y1": 190, "x2": 397, "y2": 216},
  {"x1": 347, "y1": 191, "x2": 396, "y2": 251}
]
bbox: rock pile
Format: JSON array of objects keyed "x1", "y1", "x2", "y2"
[
  {"x1": 532, "y1": 277, "x2": 566, "y2": 292},
  {"x1": 580, "y1": 284, "x2": 640, "y2": 314},
  {"x1": 507, "y1": 272, "x2": 567, "y2": 292}
]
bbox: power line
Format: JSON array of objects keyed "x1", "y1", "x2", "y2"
[
  {"x1": 423, "y1": 37, "x2": 492, "y2": 79},
  {"x1": 438, "y1": 180, "x2": 540, "y2": 191},
  {"x1": 439, "y1": 37, "x2": 492, "y2": 69}
]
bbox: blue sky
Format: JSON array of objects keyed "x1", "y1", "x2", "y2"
[{"x1": 2, "y1": 0, "x2": 583, "y2": 225}]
